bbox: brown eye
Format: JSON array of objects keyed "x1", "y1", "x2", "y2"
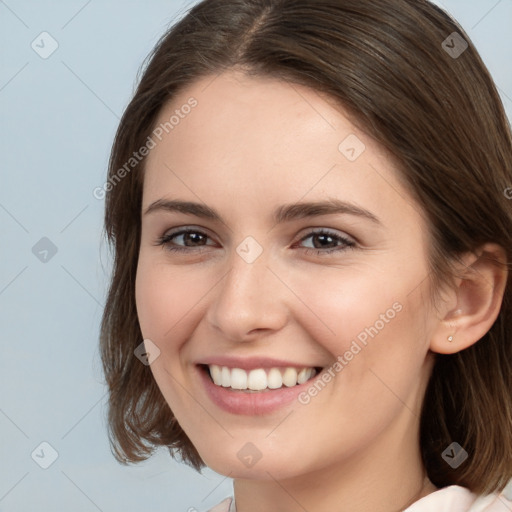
[
  {"x1": 297, "y1": 229, "x2": 356, "y2": 255},
  {"x1": 155, "y1": 229, "x2": 216, "y2": 252}
]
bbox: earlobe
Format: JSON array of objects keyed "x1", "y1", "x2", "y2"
[{"x1": 429, "y1": 244, "x2": 508, "y2": 355}]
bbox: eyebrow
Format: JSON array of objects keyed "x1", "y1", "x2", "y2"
[{"x1": 144, "y1": 198, "x2": 381, "y2": 226}]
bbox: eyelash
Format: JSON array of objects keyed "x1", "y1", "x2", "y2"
[{"x1": 154, "y1": 228, "x2": 356, "y2": 256}]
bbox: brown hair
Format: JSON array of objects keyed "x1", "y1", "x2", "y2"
[{"x1": 100, "y1": 0, "x2": 512, "y2": 495}]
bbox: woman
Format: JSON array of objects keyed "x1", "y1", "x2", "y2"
[{"x1": 100, "y1": 0, "x2": 512, "y2": 510}]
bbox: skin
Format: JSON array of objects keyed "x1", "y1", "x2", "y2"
[{"x1": 135, "y1": 70, "x2": 507, "y2": 512}]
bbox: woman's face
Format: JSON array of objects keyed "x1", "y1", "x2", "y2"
[{"x1": 135, "y1": 71, "x2": 440, "y2": 479}]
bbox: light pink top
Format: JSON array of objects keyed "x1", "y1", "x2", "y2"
[{"x1": 207, "y1": 479, "x2": 512, "y2": 512}]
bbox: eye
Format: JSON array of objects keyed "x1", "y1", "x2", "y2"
[
  {"x1": 154, "y1": 227, "x2": 356, "y2": 256},
  {"x1": 296, "y1": 229, "x2": 356, "y2": 256},
  {"x1": 155, "y1": 228, "x2": 216, "y2": 252}
]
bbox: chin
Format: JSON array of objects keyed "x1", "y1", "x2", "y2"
[{"x1": 196, "y1": 445, "x2": 308, "y2": 481}]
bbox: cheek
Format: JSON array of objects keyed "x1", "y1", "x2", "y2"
[
  {"x1": 286, "y1": 263, "x2": 432, "y2": 409},
  {"x1": 286, "y1": 264, "x2": 410, "y2": 357},
  {"x1": 135, "y1": 257, "x2": 203, "y2": 340},
  {"x1": 134, "y1": 258, "x2": 201, "y2": 414},
  {"x1": 135, "y1": 261, "x2": 166, "y2": 339}
]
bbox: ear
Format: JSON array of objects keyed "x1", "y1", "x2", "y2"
[{"x1": 430, "y1": 243, "x2": 508, "y2": 355}]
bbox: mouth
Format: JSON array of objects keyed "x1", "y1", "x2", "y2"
[
  {"x1": 195, "y1": 356, "x2": 328, "y2": 415},
  {"x1": 200, "y1": 364, "x2": 322, "y2": 392}
]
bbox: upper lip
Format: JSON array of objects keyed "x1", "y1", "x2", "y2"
[{"x1": 197, "y1": 356, "x2": 323, "y2": 371}]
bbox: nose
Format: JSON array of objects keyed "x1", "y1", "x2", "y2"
[{"x1": 206, "y1": 246, "x2": 289, "y2": 342}]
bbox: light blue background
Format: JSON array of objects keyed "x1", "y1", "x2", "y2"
[{"x1": 1, "y1": 1, "x2": 511, "y2": 511}]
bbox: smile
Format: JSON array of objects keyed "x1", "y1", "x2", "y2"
[
  {"x1": 207, "y1": 365, "x2": 320, "y2": 391},
  {"x1": 196, "y1": 357, "x2": 326, "y2": 415}
]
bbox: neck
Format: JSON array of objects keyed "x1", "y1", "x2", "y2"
[
  {"x1": 232, "y1": 406, "x2": 438, "y2": 512},
  {"x1": 234, "y1": 460, "x2": 437, "y2": 512}
]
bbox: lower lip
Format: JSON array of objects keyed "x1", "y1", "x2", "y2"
[{"x1": 197, "y1": 366, "x2": 319, "y2": 415}]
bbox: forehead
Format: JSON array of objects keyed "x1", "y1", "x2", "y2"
[
  {"x1": 146, "y1": 71, "x2": 365, "y2": 169},
  {"x1": 142, "y1": 71, "x2": 420, "y2": 227}
]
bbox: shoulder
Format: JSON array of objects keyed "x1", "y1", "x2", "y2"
[
  {"x1": 405, "y1": 478, "x2": 512, "y2": 512},
  {"x1": 468, "y1": 479, "x2": 512, "y2": 512},
  {"x1": 205, "y1": 482, "x2": 512, "y2": 512},
  {"x1": 206, "y1": 497, "x2": 235, "y2": 512}
]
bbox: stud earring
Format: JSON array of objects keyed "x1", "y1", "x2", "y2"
[{"x1": 447, "y1": 335, "x2": 454, "y2": 342}]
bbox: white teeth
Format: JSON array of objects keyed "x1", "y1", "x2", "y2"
[
  {"x1": 267, "y1": 368, "x2": 283, "y2": 389},
  {"x1": 297, "y1": 368, "x2": 311, "y2": 384},
  {"x1": 230, "y1": 368, "x2": 247, "y2": 390},
  {"x1": 207, "y1": 365, "x2": 317, "y2": 391},
  {"x1": 282, "y1": 367, "x2": 298, "y2": 387},
  {"x1": 247, "y1": 369, "x2": 267, "y2": 390},
  {"x1": 221, "y1": 366, "x2": 231, "y2": 387},
  {"x1": 210, "y1": 364, "x2": 222, "y2": 385}
]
